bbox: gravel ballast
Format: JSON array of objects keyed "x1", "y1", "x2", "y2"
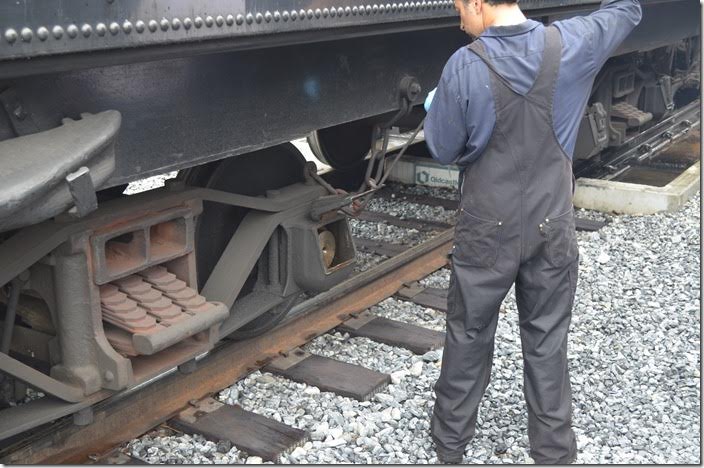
[{"x1": 123, "y1": 186, "x2": 699, "y2": 464}]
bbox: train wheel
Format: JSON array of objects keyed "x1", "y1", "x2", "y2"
[
  {"x1": 308, "y1": 120, "x2": 374, "y2": 170},
  {"x1": 181, "y1": 144, "x2": 307, "y2": 337},
  {"x1": 226, "y1": 293, "x2": 300, "y2": 341}
]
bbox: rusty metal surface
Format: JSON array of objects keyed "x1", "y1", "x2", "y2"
[{"x1": 0, "y1": 229, "x2": 452, "y2": 464}]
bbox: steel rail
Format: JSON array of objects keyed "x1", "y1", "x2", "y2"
[{"x1": 0, "y1": 229, "x2": 453, "y2": 465}]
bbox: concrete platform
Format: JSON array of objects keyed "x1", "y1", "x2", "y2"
[
  {"x1": 573, "y1": 160, "x2": 700, "y2": 215},
  {"x1": 388, "y1": 148, "x2": 700, "y2": 216}
]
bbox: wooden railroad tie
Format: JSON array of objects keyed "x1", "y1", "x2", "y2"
[
  {"x1": 170, "y1": 397, "x2": 308, "y2": 462},
  {"x1": 92, "y1": 449, "x2": 145, "y2": 465},
  {"x1": 264, "y1": 349, "x2": 390, "y2": 401},
  {"x1": 337, "y1": 310, "x2": 445, "y2": 354},
  {"x1": 394, "y1": 281, "x2": 449, "y2": 313}
]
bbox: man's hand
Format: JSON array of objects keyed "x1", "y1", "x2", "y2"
[
  {"x1": 335, "y1": 188, "x2": 364, "y2": 217},
  {"x1": 424, "y1": 87, "x2": 437, "y2": 112}
]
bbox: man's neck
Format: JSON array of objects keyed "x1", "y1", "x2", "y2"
[{"x1": 485, "y1": 5, "x2": 527, "y2": 28}]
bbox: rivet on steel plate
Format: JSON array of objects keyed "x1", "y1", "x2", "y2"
[
  {"x1": 12, "y1": 104, "x2": 25, "y2": 120},
  {"x1": 314, "y1": 8, "x2": 322, "y2": 18},
  {"x1": 183, "y1": 17, "x2": 193, "y2": 29},
  {"x1": 352, "y1": 6, "x2": 359, "y2": 15},
  {"x1": 215, "y1": 15, "x2": 224, "y2": 26},
  {"x1": 263, "y1": 11, "x2": 272, "y2": 22},
  {"x1": 37, "y1": 26, "x2": 49, "y2": 40},
  {"x1": 109, "y1": 22, "x2": 120, "y2": 35},
  {"x1": 67, "y1": 24, "x2": 79, "y2": 38},
  {"x1": 235, "y1": 14, "x2": 244, "y2": 25},
  {"x1": 273, "y1": 11, "x2": 281, "y2": 21},
  {"x1": 194, "y1": 16, "x2": 204, "y2": 28},
  {"x1": 379, "y1": 4, "x2": 387, "y2": 13},
  {"x1": 4, "y1": 29, "x2": 17, "y2": 44},
  {"x1": 245, "y1": 13, "x2": 254, "y2": 24},
  {"x1": 104, "y1": 370, "x2": 114, "y2": 382},
  {"x1": 290, "y1": 10, "x2": 298, "y2": 20},
  {"x1": 205, "y1": 15, "x2": 214, "y2": 27},
  {"x1": 281, "y1": 11, "x2": 289, "y2": 21},
  {"x1": 306, "y1": 9, "x2": 314, "y2": 19},
  {"x1": 322, "y1": 8, "x2": 329, "y2": 17},
  {"x1": 373, "y1": 4, "x2": 379, "y2": 14},
  {"x1": 366, "y1": 5, "x2": 373, "y2": 14},
  {"x1": 160, "y1": 18, "x2": 169, "y2": 31},
  {"x1": 255, "y1": 12, "x2": 263, "y2": 23},
  {"x1": 171, "y1": 18, "x2": 182, "y2": 30},
  {"x1": 20, "y1": 27, "x2": 33, "y2": 42},
  {"x1": 122, "y1": 20, "x2": 132, "y2": 33},
  {"x1": 52, "y1": 25, "x2": 64, "y2": 39},
  {"x1": 345, "y1": 6, "x2": 352, "y2": 15},
  {"x1": 147, "y1": 20, "x2": 158, "y2": 32},
  {"x1": 226, "y1": 14, "x2": 234, "y2": 25}
]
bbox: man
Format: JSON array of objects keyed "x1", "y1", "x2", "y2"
[{"x1": 424, "y1": 0, "x2": 641, "y2": 463}]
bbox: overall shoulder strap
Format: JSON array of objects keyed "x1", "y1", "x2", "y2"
[
  {"x1": 467, "y1": 26, "x2": 562, "y2": 108},
  {"x1": 467, "y1": 39, "x2": 519, "y2": 95},
  {"x1": 527, "y1": 26, "x2": 562, "y2": 106}
]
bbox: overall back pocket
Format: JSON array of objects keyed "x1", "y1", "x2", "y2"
[
  {"x1": 454, "y1": 208, "x2": 503, "y2": 268},
  {"x1": 542, "y1": 208, "x2": 579, "y2": 268}
]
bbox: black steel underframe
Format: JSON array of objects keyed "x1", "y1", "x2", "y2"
[{"x1": 0, "y1": 0, "x2": 697, "y2": 190}]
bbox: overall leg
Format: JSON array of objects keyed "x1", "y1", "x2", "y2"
[
  {"x1": 515, "y1": 256, "x2": 579, "y2": 464},
  {"x1": 431, "y1": 260, "x2": 515, "y2": 458}
]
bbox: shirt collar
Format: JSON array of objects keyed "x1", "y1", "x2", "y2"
[{"x1": 480, "y1": 19, "x2": 540, "y2": 37}]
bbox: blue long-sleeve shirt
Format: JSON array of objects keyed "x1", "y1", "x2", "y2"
[{"x1": 425, "y1": 0, "x2": 642, "y2": 165}]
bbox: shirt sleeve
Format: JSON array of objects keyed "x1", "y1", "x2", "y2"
[
  {"x1": 555, "y1": 0, "x2": 642, "y2": 74},
  {"x1": 424, "y1": 67, "x2": 469, "y2": 166}
]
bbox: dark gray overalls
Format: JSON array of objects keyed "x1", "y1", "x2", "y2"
[{"x1": 431, "y1": 27, "x2": 580, "y2": 464}]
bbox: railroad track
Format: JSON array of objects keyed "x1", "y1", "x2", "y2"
[{"x1": 0, "y1": 178, "x2": 616, "y2": 464}]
